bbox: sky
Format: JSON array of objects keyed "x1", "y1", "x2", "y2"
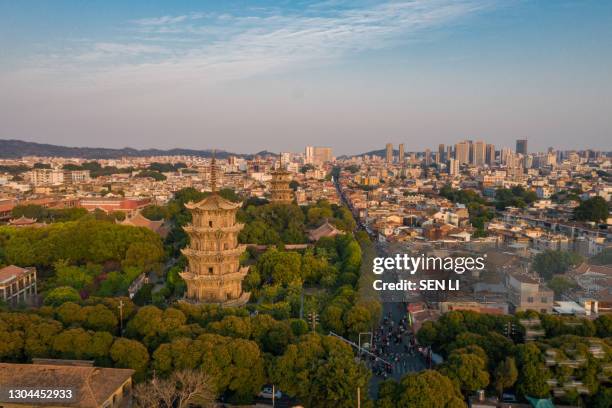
[{"x1": 0, "y1": 0, "x2": 611, "y2": 155}]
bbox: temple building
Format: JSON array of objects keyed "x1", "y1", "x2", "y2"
[
  {"x1": 269, "y1": 155, "x2": 294, "y2": 204},
  {"x1": 179, "y1": 158, "x2": 250, "y2": 306}
]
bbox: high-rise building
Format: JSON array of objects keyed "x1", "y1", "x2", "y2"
[
  {"x1": 180, "y1": 161, "x2": 250, "y2": 306},
  {"x1": 438, "y1": 144, "x2": 445, "y2": 162},
  {"x1": 449, "y1": 158, "x2": 459, "y2": 176},
  {"x1": 424, "y1": 148, "x2": 431, "y2": 166},
  {"x1": 473, "y1": 140, "x2": 486, "y2": 166},
  {"x1": 305, "y1": 146, "x2": 332, "y2": 165},
  {"x1": 455, "y1": 141, "x2": 470, "y2": 164},
  {"x1": 446, "y1": 146, "x2": 453, "y2": 162},
  {"x1": 398, "y1": 143, "x2": 405, "y2": 164},
  {"x1": 468, "y1": 140, "x2": 474, "y2": 164},
  {"x1": 501, "y1": 147, "x2": 513, "y2": 165},
  {"x1": 486, "y1": 144, "x2": 495, "y2": 166},
  {"x1": 434, "y1": 151, "x2": 440, "y2": 164},
  {"x1": 516, "y1": 139, "x2": 528, "y2": 155},
  {"x1": 386, "y1": 143, "x2": 393, "y2": 164}
]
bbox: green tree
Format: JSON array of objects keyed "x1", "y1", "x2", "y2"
[
  {"x1": 515, "y1": 343, "x2": 550, "y2": 398},
  {"x1": 110, "y1": 338, "x2": 149, "y2": 380},
  {"x1": 140, "y1": 205, "x2": 167, "y2": 221},
  {"x1": 44, "y1": 286, "x2": 81, "y2": 306},
  {"x1": 397, "y1": 370, "x2": 466, "y2": 407},
  {"x1": 82, "y1": 304, "x2": 118, "y2": 332},
  {"x1": 574, "y1": 196, "x2": 609, "y2": 223},
  {"x1": 494, "y1": 357, "x2": 518, "y2": 398},
  {"x1": 54, "y1": 260, "x2": 93, "y2": 290},
  {"x1": 272, "y1": 333, "x2": 370, "y2": 408},
  {"x1": 532, "y1": 250, "x2": 582, "y2": 280},
  {"x1": 547, "y1": 276, "x2": 578, "y2": 297},
  {"x1": 442, "y1": 351, "x2": 489, "y2": 395}
]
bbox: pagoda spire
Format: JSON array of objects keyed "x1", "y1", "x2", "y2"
[{"x1": 210, "y1": 150, "x2": 217, "y2": 193}]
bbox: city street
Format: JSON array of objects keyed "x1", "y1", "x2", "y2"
[{"x1": 368, "y1": 240, "x2": 426, "y2": 395}]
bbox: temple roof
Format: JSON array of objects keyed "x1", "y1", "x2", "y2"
[
  {"x1": 0, "y1": 362, "x2": 134, "y2": 408},
  {"x1": 308, "y1": 220, "x2": 343, "y2": 241},
  {"x1": 119, "y1": 212, "x2": 168, "y2": 237},
  {"x1": 185, "y1": 193, "x2": 242, "y2": 211}
]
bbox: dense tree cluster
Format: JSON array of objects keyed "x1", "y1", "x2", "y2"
[
  {"x1": 532, "y1": 249, "x2": 583, "y2": 280},
  {"x1": 574, "y1": 196, "x2": 609, "y2": 223},
  {"x1": 62, "y1": 161, "x2": 134, "y2": 178},
  {"x1": 415, "y1": 310, "x2": 611, "y2": 406},
  {"x1": 0, "y1": 298, "x2": 372, "y2": 405},
  {"x1": 0, "y1": 218, "x2": 164, "y2": 300},
  {"x1": 11, "y1": 205, "x2": 88, "y2": 223},
  {"x1": 238, "y1": 200, "x2": 356, "y2": 245},
  {"x1": 245, "y1": 234, "x2": 380, "y2": 340},
  {"x1": 494, "y1": 186, "x2": 538, "y2": 210},
  {"x1": 135, "y1": 170, "x2": 167, "y2": 181}
]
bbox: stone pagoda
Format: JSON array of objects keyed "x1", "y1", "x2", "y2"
[
  {"x1": 269, "y1": 154, "x2": 293, "y2": 204},
  {"x1": 179, "y1": 156, "x2": 250, "y2": 306}
]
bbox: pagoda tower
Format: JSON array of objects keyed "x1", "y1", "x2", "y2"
[
  {"x1": 179, "y1": 156, "x2": 250, "y2": 306},
  {"x1": 269, "y1": 154, "x2": 294, "y2": 204}
]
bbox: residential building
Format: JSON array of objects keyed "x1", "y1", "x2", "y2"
[{"x1": 507, "y1": 272, "x2": 553, "y2": 313}]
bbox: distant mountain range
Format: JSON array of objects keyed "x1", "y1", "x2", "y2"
[{"x1": 0, "y1": 139, "x2": 276, "y2": 159}]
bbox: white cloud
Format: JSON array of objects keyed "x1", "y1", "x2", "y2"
[{"x1": 3, "y1": 1, "x2": 498, "y2": 89}]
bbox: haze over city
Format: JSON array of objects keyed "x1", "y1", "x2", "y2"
[{"x1": 1, "y1": 0, "x2": 611, "y2": 154}]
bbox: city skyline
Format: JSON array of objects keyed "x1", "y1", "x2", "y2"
[{"x1": 1, "y1": 1, "x2": 611, "y2": 155}]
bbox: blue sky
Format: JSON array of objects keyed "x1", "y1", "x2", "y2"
[{"x1": 0, "y1": 0, "x2": 610, "y2": 154}]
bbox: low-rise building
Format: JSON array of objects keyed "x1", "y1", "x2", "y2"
[
  {"x1": 507, "y1": 272, "x2": 554, "y2": 313},
  {"x1": 0, "y1": 265, "x2": 37, "y2": 305}
]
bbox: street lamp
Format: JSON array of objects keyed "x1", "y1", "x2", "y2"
[{"x1": 358, "y1": 332, "x2": 373, "y2": 360}]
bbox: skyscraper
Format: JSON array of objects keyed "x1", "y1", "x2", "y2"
[
  {"x1": 386, "y1": 143, "x2": 393, "y2": 164},
  {"x1": 516, "y1": 139, "x2": 528, "y2": 155},
  {"x1": 486, "y1": 144, "x2": 495, "y2": 166},
  {"x1": 398, "y1": 143, "x2": 405, "y2": 164},
  {"x1": 473, "y1": 140, "x2": 486, "y2": 166},
  {"x1": 455, "y1": 141, "x2": 469, "y2": 164},
  {"x1": 446, "y1": 146, "x2": 453, "y2": 163},
  {"x1": 424, "y1": 148, "x2": 431, "y2": 166},
  {"x1": 438, "y1": 144, "x2": 445, "y2": 162}
]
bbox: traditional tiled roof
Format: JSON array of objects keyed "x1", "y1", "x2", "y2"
[
  {"x1": 119, "y1": 212, "x2": 168, "y2": 237},
  {"x1": 572, "y1": 262, "x2": 612, "y2": 277},
  {"x1": 308, "y1": 220, "x2": 342, "y2": 241},
  {"x1": 8, "y1": 215, "x2": 38, "y2": 225},
  {"x1": 185, "y1": 193, "x2": 241, "y2": 211},
  {"x1": 0, "y1": 362, "x2": 134, "y2": 408}
]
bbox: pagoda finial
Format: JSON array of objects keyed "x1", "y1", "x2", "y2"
[{"x1": 210, "y1": 149, "x2": 217, "y2": 193}]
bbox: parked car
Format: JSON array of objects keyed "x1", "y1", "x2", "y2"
[{"x1": 258, "y1": 386, "x2": 282, "y2": 399}]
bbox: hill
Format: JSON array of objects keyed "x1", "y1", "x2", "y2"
[{"x1": 0, "y1": 139, "x2": 258, "y2": 159}]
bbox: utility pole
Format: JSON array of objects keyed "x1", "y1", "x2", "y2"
[
  {"x1": 118, "y1": 300, "x2": 124, "y2": 336},
  {"x1": 357, "y1": 386, "x2": 361, "y2": 408},
  {"x1": 308, "y1": 311, "x2": 319, "y2": 332}
]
